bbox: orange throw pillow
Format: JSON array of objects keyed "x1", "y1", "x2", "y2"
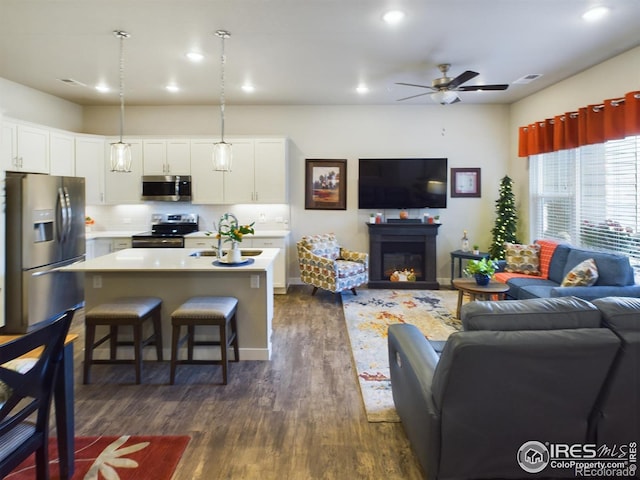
[{"x1": 536, "y1": 239, "x2": 560, "y2": 279}]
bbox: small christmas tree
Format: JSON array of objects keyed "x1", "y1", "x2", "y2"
[{"x1": 489, "y1": 175, "x2": 519, "y2": 259}]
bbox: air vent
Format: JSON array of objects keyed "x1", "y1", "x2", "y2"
[
  {"x1": 513, "y1": 74, "x2": 543, "y2": 85},
  {"x1": 58, "y1": 78, "x2": 86, "y2": 87}
]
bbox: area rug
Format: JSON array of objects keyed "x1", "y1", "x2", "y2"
[
  {"x1": 342, "y1": 289, "x2": 461, "y2": 423},
  {"x1": 6, "y1": 435, "x2": 190, "y2": 480}
]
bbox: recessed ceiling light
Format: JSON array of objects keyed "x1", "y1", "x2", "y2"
[
  {"x1": 166, "y1": 84, "x2": 180, "y2": 93},
  {"x1": 356, "y1": 84, "x2": 369, "y2": 94},
  {"x1": 95, "y1": 84, "x2": 110, "y2": 93},
  {"x1": 186, "y1": 52, "x2": 204, "y2": 62},
  {"x1": 582, "y1": 6, "x2": 610, "y2": 22},
  {"x1": 242, "y1": 84, "x2": 255, "y2": 93},
  {"x1": 382, "y1": 10, "x2": 405, "y2": 25}
]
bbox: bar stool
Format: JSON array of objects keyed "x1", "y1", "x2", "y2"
[
  {"x1": 83, "y1": 296, "x2": 163, "y2": 384},
  {"x1": 170, "y1": 296, "x2": 239, "y2": 385}
]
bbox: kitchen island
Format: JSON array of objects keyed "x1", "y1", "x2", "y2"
[{"x1": 62, "y1": 247, "x2": 278, "y2": 360}]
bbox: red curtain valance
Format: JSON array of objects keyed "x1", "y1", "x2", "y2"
[{"x1": 518, "y1": 90, "x2": 640, "y2": 157}]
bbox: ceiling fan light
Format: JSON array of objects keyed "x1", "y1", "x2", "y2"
[{"x1": 430, "y1": 90, "x2": 459, "y2": 105}]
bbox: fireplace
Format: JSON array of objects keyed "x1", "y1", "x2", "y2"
[
  {"x1": 366, "y1": 222, "x2": 440, "y2": 289},
  {"x1": 382, "y1": 242, "x2": 425, "y2": 281}
]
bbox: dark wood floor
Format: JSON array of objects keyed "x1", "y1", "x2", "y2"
[{"x1": 67, "y1": 285, "x2": 425, "y2": 479}]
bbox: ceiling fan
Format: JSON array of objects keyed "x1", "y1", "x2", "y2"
[{"x1": 396, "y1": 64, "x2": 509, "y2": 104}]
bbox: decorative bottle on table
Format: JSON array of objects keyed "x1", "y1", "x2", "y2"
[{"x1": 461, "y1": 230, "x2": 470, "y2": 252}]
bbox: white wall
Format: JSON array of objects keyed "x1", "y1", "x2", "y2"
[
  {"x1": 84, "y1": 104, "x2": 510, "y2": 284},
  {"x1": 508, "y1": 45, "x2": 640, "y2": 241},
  {"x1": 0, "y1": 77, "x2": 83, "y2": 131}
]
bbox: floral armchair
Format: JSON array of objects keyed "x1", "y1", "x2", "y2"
[{"x1": 297, "y1": 233, "x2": 369, "y2": 295}]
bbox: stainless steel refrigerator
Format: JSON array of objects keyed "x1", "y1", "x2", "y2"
[{"x1": 4, "y1": 172, "x2": 85, "y2": 333}]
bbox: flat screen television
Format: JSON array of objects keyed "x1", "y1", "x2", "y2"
[{"x1": 358, "y1": 158, "x2": 448, "y2": 209}]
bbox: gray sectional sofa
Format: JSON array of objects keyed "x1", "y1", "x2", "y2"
[
  {"x1": 499, "y1": 243, "x2": 640, "y2": 300},
  {"x1": 388, "y1": 296, "x2": 640, "y2": 480}
]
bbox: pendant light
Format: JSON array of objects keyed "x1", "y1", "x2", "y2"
[
  {"x1": 213, "y1": 30, "x2": 232, "y2": 171},
  {"x1": 110, "y1": 30, "x2": 132, "y2": 172}
]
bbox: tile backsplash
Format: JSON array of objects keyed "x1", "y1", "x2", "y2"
[{"x1": 85, "y1": 203, "x2": 290, "y2": 233}]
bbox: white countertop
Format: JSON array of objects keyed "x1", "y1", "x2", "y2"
[
  {"x1": 62, "y1": 247, "x2": 278, "y2": 272},
  {"x1": 86, "y1": 230, "x2": 290, "y2": 240},
  {"x1": 86, "y1": 230, "x2": 140, "y2": 240},
  {"x1": 185, "y1": 230, "x2": 290, "y2": 239}
]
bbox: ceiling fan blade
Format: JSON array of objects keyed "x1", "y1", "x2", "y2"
[
  {"x1": 395, "y1": 82, "x2": 435, "y2": 90},
  {"x1": 446, "y1": 70, "x2": 479, "y2": 89},
  {"x1": 458, "y1": 84, "x2": 509, "y2": 91},
  {"x1": 396, "y1": 91, "x2": 431, "y2": 102}
]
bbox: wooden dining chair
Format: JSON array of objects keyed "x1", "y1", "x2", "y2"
[{"x1": 0, "y1": 309, "x2": 75, "y2": 480}]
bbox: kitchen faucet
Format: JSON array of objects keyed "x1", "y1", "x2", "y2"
[{"x1": 215, "y1": 213, "x2": 239, "y2": 261}]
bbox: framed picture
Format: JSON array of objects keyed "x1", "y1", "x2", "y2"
[
  {"x1": 305, "y1": 159, "x2": 347, "y2": 210},
  {"x1": 451, "y1": 168, "x2": 481, "y2": 198}
]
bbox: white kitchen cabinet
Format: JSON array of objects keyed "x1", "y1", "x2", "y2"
[
  {"x1": 112, "y1": 238, "x2": 132, "y2": 251},
  {"x1": 1, "y1": 121, "x2": 49, "y2": 173},
  {"x1": 143, "y1": 139, "x2": 190, "y2": 175},
  {"x1": 49, "y1": 130, "x2": 75, "y2": 176},
  {"x1": 104, "y1": 139, "x2": 143, "y2": 204},
  {"x1": 249, "y1": 236, "x2": 288, "y2": 293},
  {"x1": 190, "y1": 137, "x2": 288, "y2": 205},
  {"x1": 75, "y1": 135, "x2": 106, "y2": 205},
  {"x1": 253, "y1": 138, "x2": 288, "y2": 203},
  {"x1": 184, "y1": 236, "x2": 216, "y2": 249},
  {"x1": 190, "y1": 140, "x2": 224, "y2": 204},
  {"x1": 222, "y1": 138, "x2": 288, "y2": 204},
  {"x1": 222, "y1": 140, "x2": 256, "y2": 204},
  {"x1": 86, "y1": 237, "x2": 131, "y2": 259},
  {"x1": 0, "y1": 121, "x2": 17, "y2": 172}
]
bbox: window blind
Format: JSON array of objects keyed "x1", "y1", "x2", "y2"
[{"x1": 530, "y1": 135, "x2": 640, "y2": 265}]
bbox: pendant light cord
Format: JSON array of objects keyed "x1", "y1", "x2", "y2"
[
  {"x1": 216, "y1": 30, "x2": 230, "y2": 142},
  {"x1": 114, "y1": 30, "x2": 130, "y2": 143},
  {"x1": 119, "y1": 34, "x2": 125, "y2": 142}
]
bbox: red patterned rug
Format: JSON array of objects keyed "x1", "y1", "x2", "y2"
[{"x1": 6, "y1": 435, "x2": 190, "y2": 480}]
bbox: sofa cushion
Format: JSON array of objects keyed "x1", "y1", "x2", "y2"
[
  {"x1": 503, "y1": 276, "x2": 558, "y2": 299},
  {"x1": 536, "y1": 239, "x2": 560, "y2": 279},
  {"x1": 504, "y1": 242, "x2": 540, "y2": 275},
  {"x1": 517, "y1": 284, "x2": 560, "y2": 299},
  {"x1": 300, "y1": 233, "x2": 340, "y2": 260},
  {"x1": 561, "y1": 258, "x2": 599, "y2": 287},
  {"x1": 547, "y1": 244, "x2": 572, "y2": 284},
  {"x1": 564, "y1": 248, "x2": 634, "y2": 286},
  {"x1": 461, "y1": 296, "x2": 602, "y2": 331},
  {"x1": 335, "y1": 259, "x2": 366, "y2": 278},
  {"x1": 593, "y1": 297, "x2": 640, "y2": 331},
  {"x1": 493, "y1": 271, "x2": 538, "y2": 284}
]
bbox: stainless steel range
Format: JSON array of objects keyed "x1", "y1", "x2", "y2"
[{"x1": 131, "y1": 213, "x2": 199, "y2": 248}]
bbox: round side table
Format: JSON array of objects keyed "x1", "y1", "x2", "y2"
[{"x1": 452, "y1": 277, "x2": 510, "y2": 319}]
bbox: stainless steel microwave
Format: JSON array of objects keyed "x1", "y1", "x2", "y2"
[{"x1": 141, "y1": 175, "x2": 192, "y2": 202}]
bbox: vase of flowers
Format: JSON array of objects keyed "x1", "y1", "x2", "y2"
[{"x1": 215, "y1": 213, "x2": 255, "y2": 263}]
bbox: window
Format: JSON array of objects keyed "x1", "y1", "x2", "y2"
[{"x1": 530, "y1": 135, "x2": 640, "y2": 266}]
